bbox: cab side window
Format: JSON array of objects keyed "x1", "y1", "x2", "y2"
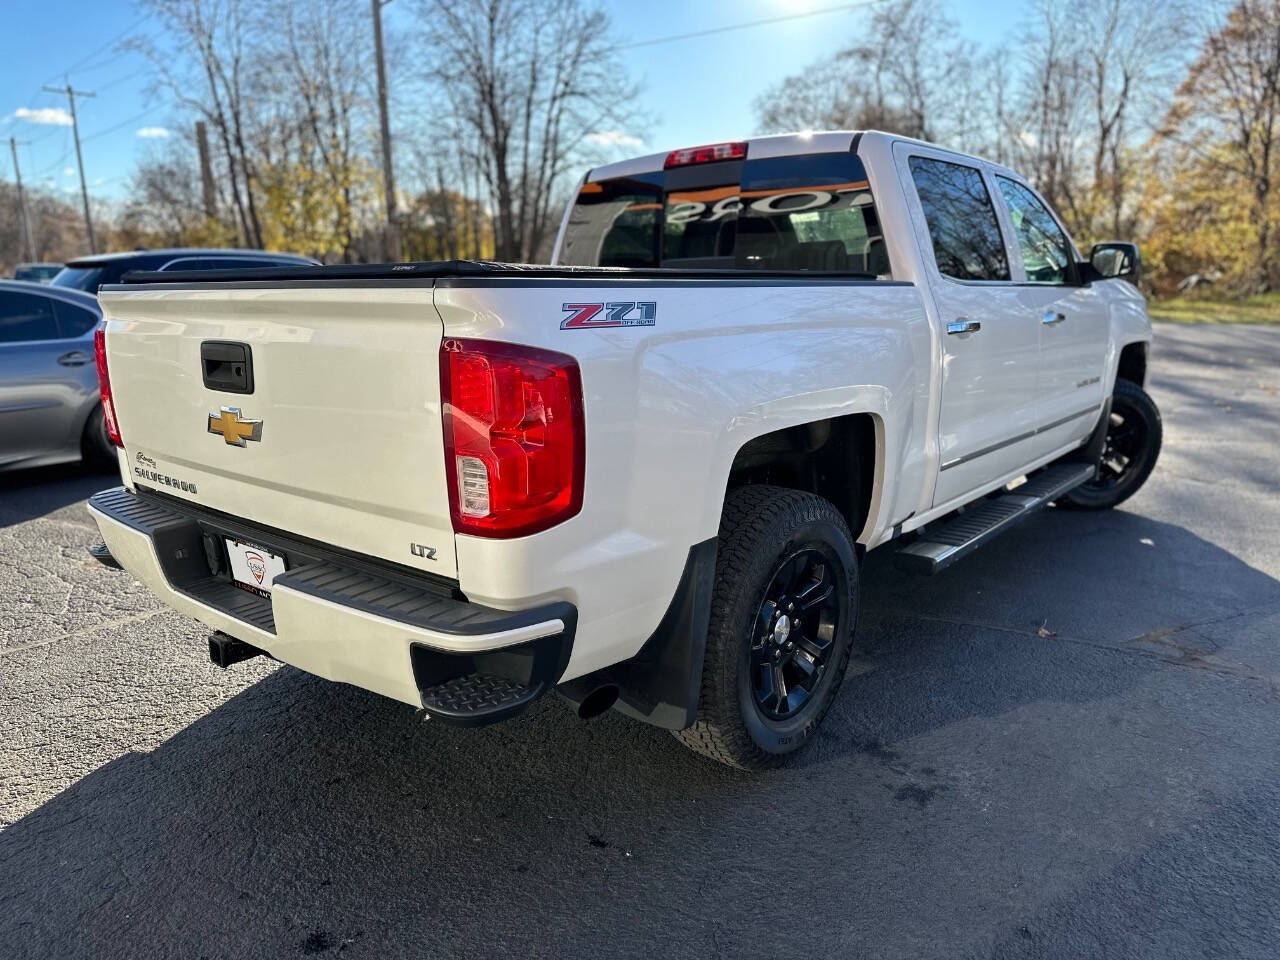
[
  {"x1": 995, "y1": 177, "x2": 1074, "y2": 284},
  {"x1": 908, "y1": 156, "x2": 1010, "y2": 282}
]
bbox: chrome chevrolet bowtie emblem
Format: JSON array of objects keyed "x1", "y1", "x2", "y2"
[{"x1": 207, "y1": 406, "x2": 263, "y2": 446}]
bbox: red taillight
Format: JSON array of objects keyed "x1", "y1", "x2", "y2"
[
  {"x1": 440, "y1": 338, "x2": 584, "y2": 538},
  {"x1": 94, "y1": 327, "x2": 123, "y2": 447},
  {"x1": 664, "y1": 141, "x2": 747, "y2": 169}
]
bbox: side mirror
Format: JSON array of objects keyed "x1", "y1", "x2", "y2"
[{"x1": 1089, "y1": 242, "x2": 1141, "y2": 284}]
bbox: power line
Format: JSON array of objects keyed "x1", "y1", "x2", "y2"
[
  {"x1": 617, "y1": 0, "x2": 890, "y2": 50},
  {"x1": 27, "y1": 126, "x2": 65, "y2": 145},
  {"x1": 81, "y1": 107, "x2": 167, "y2": 144},
  {"x1": 31, "y1": 128, "x2": 72, "y2": 178},
  {"x1": 57, "y1": 32, "x2": 164, "y2": 86},
  {"x1": 40, "y1": 14, "x2": 152, "y2": 86},
  {"x1": 95, "y1": 67, "x2": 151, "y2": 94},
  {"x1": 14, "y1": 12, "x2": 153, "y2": 147}
]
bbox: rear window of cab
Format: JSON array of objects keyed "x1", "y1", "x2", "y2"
[{"x1": 557, "y1": 151, "x2": 889, "y2": 277}]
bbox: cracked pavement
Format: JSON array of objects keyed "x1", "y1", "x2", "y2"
[{"x1": 2, "y1": 323, "x2": 1280, "y2": 959}]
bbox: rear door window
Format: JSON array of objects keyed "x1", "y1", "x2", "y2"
[
  {"x1": 0, "y1": 292, "x2": 58, "y2": 342},
  {"x1": 908, "y1": 156, "x2": 1010, "y2": 282}
]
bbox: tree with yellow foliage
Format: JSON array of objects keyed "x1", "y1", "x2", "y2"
[{"x1": 1155, "y1": 0, "x2": 1280, "y2": 294}]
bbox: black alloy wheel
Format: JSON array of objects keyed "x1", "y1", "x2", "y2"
[
  {"x1": 676, "y1": 486, "x2": 859, "y2": 769},
  {"x1": 750, "y1": 549, "x2": 841, "y2": 721},
  {"x1": 1062, "y1": 378, "x2": 1162, "y2": 510}
]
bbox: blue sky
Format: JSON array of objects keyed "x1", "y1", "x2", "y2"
[{"x1": 1, "y1": 0, "x2": 1023, "y2": 204}]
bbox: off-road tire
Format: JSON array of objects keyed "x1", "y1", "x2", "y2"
[
  {"x1": 1061, "y1": 378, "x2": 1162, "y2": 510},
  {"x1": 676, "y1": 486, "x2": 859, "y2": 769}
]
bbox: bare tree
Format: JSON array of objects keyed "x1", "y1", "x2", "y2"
[
  {"x1": 0, "y1": 181, "x2": 85, "y2": 270},
  {"x1": 121, "y1": 147, "x2": 207, "y2": 243},
  {"x1": 130, "y1": 0, "x2": 265, "y2": 247},
  {"x1": 1160, "y1": 0, "x2": 1280, "y2": 292},
  {"x1": 416, "y1": 0, "x2": 641, "y2": 261},
  {"x1": 1078, "y1": 0, "x2": 1192, "y2": 238},
  {"x1": 1007, "y1": 1, "x2": 1088, "y2": 230},
  {"x1": 755, "y1": 0, "x2": 976, "y2": 142},
  {"x1": 266, "y1": 0, "x2": 375, "y2": 260}
]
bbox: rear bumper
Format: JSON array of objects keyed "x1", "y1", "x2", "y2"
[{"x1": 87, "y1": 486, "x2": 575, "y2": 724}]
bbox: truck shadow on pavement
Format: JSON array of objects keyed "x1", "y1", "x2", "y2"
[{"x1": 2, "y1": 507, "x2": 1280, "y2": 958}]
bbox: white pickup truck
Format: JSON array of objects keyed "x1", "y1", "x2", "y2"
[{"x1": 87, "y1": 131, "x2": 1160, "y2": 768}]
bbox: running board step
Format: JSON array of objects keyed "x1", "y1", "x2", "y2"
[{"x1": 895, "y1": 462, "x2": 1096, "y2": 575}]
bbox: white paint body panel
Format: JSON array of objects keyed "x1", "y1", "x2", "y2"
[
  {"x1": 435, "y1": 279, "x2": 929, "y2": 677},
  {"x1": 91, "y1": 130, "x2": 1153, "y2": 708},
  {"x1": 96, "y1": 285, "x2": 456, "y2": 579}
]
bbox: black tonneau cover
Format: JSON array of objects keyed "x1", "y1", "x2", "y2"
[{"x1": 112, "y1": 258, "x2": 884, "y2": 287}]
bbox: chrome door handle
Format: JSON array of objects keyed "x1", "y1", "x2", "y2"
[
  {"x1": 947, "y1": 318, "x2": 981, "y2": 335},
  {"x1": 57, "y1": 351, "x2": 90, "y2": 366},
  {"x1": 1042, "y1": 311, "x2": 1066, "y2": 325}
]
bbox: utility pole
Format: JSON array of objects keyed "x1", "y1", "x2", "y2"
[
  {"x1": 43, "y1": 80, "x2": 97, "y2": 254},
  {"x1": 195, "y1": 121, "x2": 218, "y2": 219},
  {"x1": 8, "y1": 137, "x2": 35, "y2": 262},
  {"x1": 371, "y1": 0, "x2": 401, "y2": 262}
]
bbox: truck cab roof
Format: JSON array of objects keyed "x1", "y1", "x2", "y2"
[{"x1": 585, "y1": 130, "x2": 1015, "y2": 183}]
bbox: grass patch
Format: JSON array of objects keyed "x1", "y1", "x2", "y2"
[{"x1": 1149, "y1": 292, "x2": 1280, "y2": 324}]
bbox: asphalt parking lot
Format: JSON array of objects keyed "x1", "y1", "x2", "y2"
[{"x1": 2, "y1": 322, "x2": 1279, "y2": 959}]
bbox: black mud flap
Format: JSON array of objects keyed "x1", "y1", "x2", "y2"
[{"x1": 559, "y1": 538, "x2": 718, "y2": 731}]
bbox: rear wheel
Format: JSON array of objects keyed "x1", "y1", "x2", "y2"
[
  {"x1": 1061, "y1": 378, "x2": 1162, "y2": 510},
  {"x1": 676, "y1": 486, "x2": 858, "y2": 769},
  {"x1": 81, "y1": 406, "x2": 117, "y2": 469}
]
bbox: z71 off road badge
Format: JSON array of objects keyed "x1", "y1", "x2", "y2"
[{"x1": 561, "y1": 301, "x2": 656, "y2": 330}]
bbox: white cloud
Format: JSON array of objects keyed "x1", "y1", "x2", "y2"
[
  {"x1": 586, "y1": 130, "x2": 644, "y2": 150},
  {"x1": 11, "y1": 106, "x2": 73, "y2": 126},
  {"x1": 63, "y1": 167, "x2": 75, "y2": 177},
  {"x1": 136, "y1": 126, "x2": 170, "y2": 138}
]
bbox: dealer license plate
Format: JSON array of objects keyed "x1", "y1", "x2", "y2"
[{"x1": 225, "y1": 538, "x2": 287, "y2": 597}]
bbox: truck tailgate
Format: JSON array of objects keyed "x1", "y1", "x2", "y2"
[{"x1": 98, "y1": 285, "x2": 456, "y2": 579}]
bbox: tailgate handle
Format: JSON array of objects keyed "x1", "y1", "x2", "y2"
[{"x1": 201, "y1": 341, "x2": 254, "y2": 394}]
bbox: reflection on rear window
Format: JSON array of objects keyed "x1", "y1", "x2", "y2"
[
  {"x1": 663, "y1": 183, "x2": 739, "y2": 268},
  {"x1": 558, "y1": 179, "x2": 662, "y2": 268},
  {"x1": 559, "y1": 152, "x2": 889, "y2": 276}
]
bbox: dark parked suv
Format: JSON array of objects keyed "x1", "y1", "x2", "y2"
[{"x1": 51, "y1": 248, "x2": 318, "y2": 293}]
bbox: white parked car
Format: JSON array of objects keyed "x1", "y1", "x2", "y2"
[{"x1": 85, "y1": 131, "x2": 1160, "y2": 768}]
